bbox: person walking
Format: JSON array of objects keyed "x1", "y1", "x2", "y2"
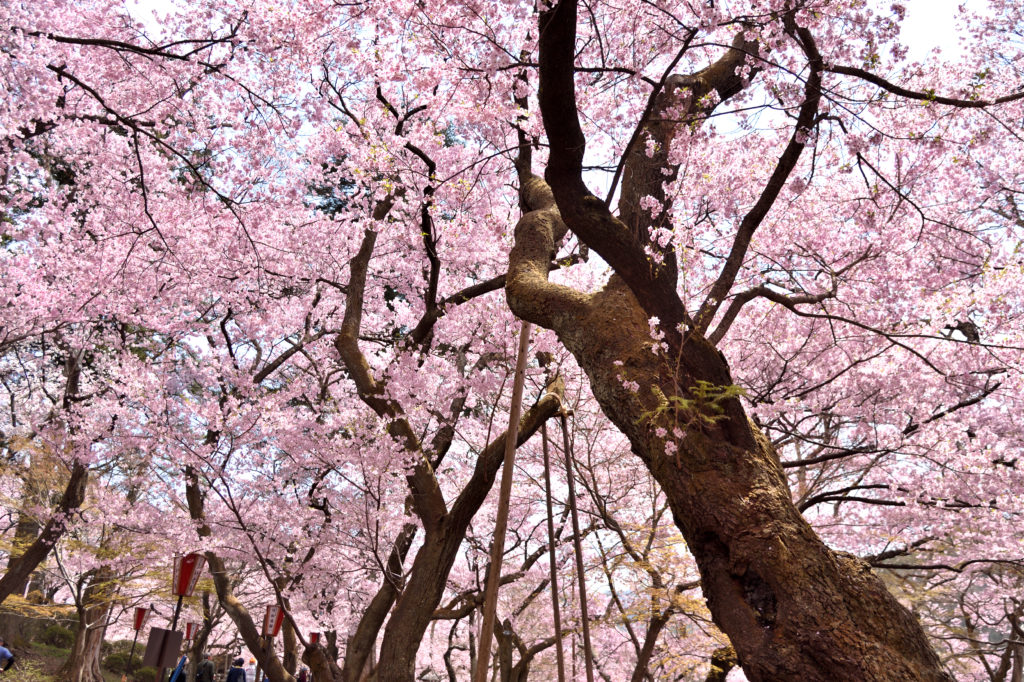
[
  {"x1": 226, "y1": 657, "x2": 246, "y2": 682},
  {"x1": 197, "y1": 654, "x2": 215, "y2": 682}
]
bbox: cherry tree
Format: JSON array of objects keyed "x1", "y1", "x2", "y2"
[
  {"x1": 503, "y1": 0, "x2": 1024, "y2": 678},
  {"x1": 4, "y1": 0, "x2": 1024, "y2": 681}
]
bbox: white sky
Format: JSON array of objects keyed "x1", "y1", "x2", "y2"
[{"x1": 902, "y1": 0, "x2": 983, "y2": 61}]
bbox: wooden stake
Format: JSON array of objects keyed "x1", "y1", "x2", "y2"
[
  {"x1": 561, "y1": 410, "x2": 595, "y2": 682},
  {"x1": 541, "y1": 422, "x2": 567, "y2": 682},
  {"x1": 473, "y1": 321, "x2": 532, "y2": 682}
]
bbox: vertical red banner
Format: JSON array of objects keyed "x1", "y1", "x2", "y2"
[
  {"x1": 133, "y1": 606, "x2": 150, "y2": 631},
  {"x1": 172, "y1": 553, "x2": 206, "y2": 597},
  {"x1": 262, "y1": 604, "x2": 285, "y2": 637}
]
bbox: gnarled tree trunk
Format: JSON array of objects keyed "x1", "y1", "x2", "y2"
[
  {"x1": 501, "y1": 4, "x2": 956, "y2": 678},
  {"x1": 60, "y1": 615, "x2": 107, "y2": 682},
  {"x1": 509, "y1": 189, "x2": 953, "y2": 682}
]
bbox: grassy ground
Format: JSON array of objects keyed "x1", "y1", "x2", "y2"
[{"x1": 9, "y1": 642, "x2": 125, "y2": 682}]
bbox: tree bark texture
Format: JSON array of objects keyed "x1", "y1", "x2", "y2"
[
  {"x1": 61, "y1": 615, "x2": 107, "y2": 682},
  {"x1": 303, "y1": 642, "x2": 344, "y2": 682},
  {"x1": 508, "y1": 175, "x2": 953, "y2": 682}
]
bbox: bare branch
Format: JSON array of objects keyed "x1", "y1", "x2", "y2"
[{"x1": 828, "y1": 64, "x2": 1024, "y2": 108}]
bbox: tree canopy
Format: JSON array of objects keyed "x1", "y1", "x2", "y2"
[{"x1": 2, "y1": 0, "x2": 1024, "y2": 680}]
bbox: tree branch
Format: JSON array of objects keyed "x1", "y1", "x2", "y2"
[
  {"x1": 694, "y1": 16, "x2": 824, "y2": 335},
  {"x1": 333, "y1": 229, "x2": 447, "y2": 529},
  {"x1": 828, "y1": 64, "x2": 1024, "y2": 108}
]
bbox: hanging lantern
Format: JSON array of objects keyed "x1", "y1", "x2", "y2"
[
  {"x1": 185, "y1": 622, "x2": 200, "y2": 641},
  {"x1": 309, "y1": 632, "x2": 320, "y2": 645},
  {"x1": 262, "y1": 604, "x2": 285, "y2": 638},
  {"x1": 132, "y1": 606, "x2": 151, "y2": 631},
  {"x1": 172, "y1": 553, "x2": 206, "y2": 597}
]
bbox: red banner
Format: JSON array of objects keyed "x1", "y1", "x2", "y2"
[
  {"x1": 133, "y1": 606, "x2": 150, "y2": 631},
  {"x1": 185, "y1": 622, "x2": 199, "y2": 640},
  {"x1": 262, "y1": 604, "x2": 285, "y2": 637},
  {"x1": 310, "y1": 632, "x2": 320, "y2": 645},
  {"x1": 172, "y1": 553, "x2": 206, "y2": 597}
]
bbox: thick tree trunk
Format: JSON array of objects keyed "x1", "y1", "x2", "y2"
[
  {"x1": 506, "y1": 182, "x2": 952, "y2": 680},
  {"x1": 59, "y1": 568, "x2": 114, "y2": 682},
  {"x1": 304, "y1": 642, "x2": 344, "y2": 682},
  {"x1": 61, "y1": 616, "x2": 107, "y2": 682},
  {"x1": 371, "y1": 528, "x2": 462, "y2": 681}
]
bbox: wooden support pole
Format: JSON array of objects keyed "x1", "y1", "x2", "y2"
[
  {"x1": 561, "y1": 410, "x2": 595, "y2": 682},
  {"x1": 473, "y1": 321, "x2": 532, "y2": 682},
  {"x1": 541, "y1": 422, "x2": 567, "y2": 682}
]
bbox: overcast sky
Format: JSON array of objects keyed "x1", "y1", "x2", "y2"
[{"x1": 902, "y1": 0, "x2": 981, "y2": 61}]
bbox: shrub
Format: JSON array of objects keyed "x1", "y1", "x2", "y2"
[
  {"x1": 105, "y1": 638, "x2": 135, "y2": 654},
  {"x1": 39, "y1": 623, "x2": 74, "y2": 648},
  {"x1": 104, "y1": 650, "x2": 143, "y2": 674},
  {"x1": 132, "y1": 665, "x2": 159, "y2": 682}
]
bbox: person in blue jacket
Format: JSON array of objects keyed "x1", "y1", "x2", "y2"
[
  {"x1": 226, "y1": 657, "x2": 247, "y2": 682},
  {"x1": 0, "y1": 638, "x2": 14, "y2": 673}
]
